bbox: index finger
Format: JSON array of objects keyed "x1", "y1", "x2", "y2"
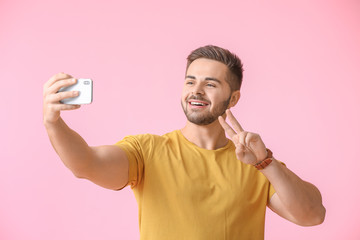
[
  {"x1": 44, "y1": 72, "x2": 73, "y2": 89},
  {"x1": 218, "y1": 115, "x2": 237, "y2": 138},
  {"x1": 226, "y1": 109, "x2": 244, "y2": 132}
]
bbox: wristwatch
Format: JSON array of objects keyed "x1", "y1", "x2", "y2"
[{"x1": 254, "y1": 148, "x2": 273, "y2": 170}]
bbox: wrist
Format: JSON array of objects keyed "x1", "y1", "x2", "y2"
[
  {"x1": 253, "y1": 148, "x2": 273, "y2": 170},
  {"x1": 44, "y1": 119, "x2": 59, "y2": 130},
  {"x1": 44, "y1": 117, "x2": 65, "y2": 134}
]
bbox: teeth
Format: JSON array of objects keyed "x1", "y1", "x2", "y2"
[{"x1": 190, "y1": 102, "x2": 206, "y2": 106}]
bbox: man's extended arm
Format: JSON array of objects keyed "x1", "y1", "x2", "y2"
[{"x1": 43, "y1": 73, "x2": 128, "y2": 190}]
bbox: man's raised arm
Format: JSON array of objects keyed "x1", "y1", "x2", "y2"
[
  {"x1": 43, "y1": 73, "x2": 128, "y2": 190},
  {"x1": 218, "y1": 109, "x2": 325, "y2": 226}
]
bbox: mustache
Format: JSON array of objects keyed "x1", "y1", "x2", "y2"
[
  {"x1": 187, "y1": 95, "x2": 210, "y2": 103},
  {"x1": 186, "y1": 95, "x2": 210, "y2": 103}
]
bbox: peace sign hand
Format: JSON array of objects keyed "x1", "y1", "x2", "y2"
[{"x1": 218, "y1": 109, "x2": 268, "y2": 165}]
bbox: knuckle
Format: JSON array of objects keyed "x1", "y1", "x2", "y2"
[
  {"x1": 56, "y1": 72, "x2": 69, "y2": 78},
  {"x1": 56, "y1": 93, "x2": 63, "y2": 102},
  {"x1": 62, "y1": 104, "x2": 71, "y2": 111},
  {"x1": 43, "y1": 86, "x2": 50, "y2": 96},
  {"x1": 51, "y1": 73, "x2": 61, "y2": 81},
  {"x1": 53, "y1": 105, "x2": 59, "y2": 112},
  {"x1": 43, "y1": 95, "x2": 50, "y2": 104},
  {"x1": 49, "y1": 105, "x2": 56, "y2": 112},
  {"x1": 53, "y1": 81, "x2": 62, "y2": 89}
]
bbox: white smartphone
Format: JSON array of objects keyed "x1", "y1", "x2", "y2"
[{"x1": 58, "y1": 78, "x2": 93, "y2": 105}]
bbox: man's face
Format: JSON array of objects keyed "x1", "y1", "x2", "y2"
[{"x1": 181, "y1": 58, "x2": 233, "y2": 125}]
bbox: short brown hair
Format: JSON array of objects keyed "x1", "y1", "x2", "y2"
[{"x1": 186, "y1": 45, "x2": 244, "y2": 91}]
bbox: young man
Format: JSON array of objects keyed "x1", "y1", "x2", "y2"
[{"x1": 43, "y1": 45, "x2": 325, "y2": 240}]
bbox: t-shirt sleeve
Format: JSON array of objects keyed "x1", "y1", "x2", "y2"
[
  {"x1": 114, "y1": 135, "x2": 149, "y2": 189},
  {"x1": 268, "y1": 183, "x2": 276, "y2": 202}
]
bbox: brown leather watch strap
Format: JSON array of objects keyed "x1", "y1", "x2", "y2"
[{"x1": 254, "y1": 148, "x2": 273, "y2": 170}]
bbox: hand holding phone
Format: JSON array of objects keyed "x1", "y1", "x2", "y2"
[
  {"x1": 58, "y1": 78, "x2": 93, "y2": 105},
  {"x1": 43, "y1": 74, "x2": 93, "y2": 126}
]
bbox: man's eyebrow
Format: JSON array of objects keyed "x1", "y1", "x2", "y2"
[
  {"x1": 185, "y1": 75, "x2": 196, "y2": 79},
  {"x1": 205, "y1": 77, "x2": 221, "y2": 84},
  {"x1": 185, "y1": 75, "x2": 222, "y2": 84}
]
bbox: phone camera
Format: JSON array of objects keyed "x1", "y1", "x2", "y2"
[{"x1": 84, "y1": 81, "x2": 90, "y2": 85}]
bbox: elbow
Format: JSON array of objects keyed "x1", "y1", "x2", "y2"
[
  {"x1": 314, "y1": 205, "x2": 326, "y2": 225},
  {"x1": 297, "y1": 205, "x2": 326, "y2": 226}
]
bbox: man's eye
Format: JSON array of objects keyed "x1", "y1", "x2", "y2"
[
  {"x1": 207, "y1": 84, "x2": 215, "y2": 87},
  {"x1": 186, "y1": 81, "x2": 194, "y2": 85}
]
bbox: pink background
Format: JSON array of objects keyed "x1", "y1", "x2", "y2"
[{"x1": 1, "y1": 0, "x2": 359, "y2": 239}]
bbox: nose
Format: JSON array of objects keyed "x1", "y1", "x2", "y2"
[{"x1": 192, "y1": 83, "x2": 204, "y2": 95}]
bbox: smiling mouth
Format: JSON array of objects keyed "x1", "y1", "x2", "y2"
[{"x1": 188, "y1": 100, "x2": 209, "y2": 107}]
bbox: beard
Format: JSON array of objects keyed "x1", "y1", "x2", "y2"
[{"x1": 181, "y1": 94, "x2": 231, "y2": 126}]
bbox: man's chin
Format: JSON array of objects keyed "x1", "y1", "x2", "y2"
[
  {"x1": 182, "y1": 105, "x2": 221, "y2": 125},
  {"x1": 186, "y1": 115, "x2": 218, "y2": 126}
]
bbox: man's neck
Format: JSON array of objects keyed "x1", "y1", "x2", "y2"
[{"x1": 180, "y1": 120, "x2": 228, "y2": 150}]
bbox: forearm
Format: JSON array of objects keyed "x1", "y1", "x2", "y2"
[
  {"x1": 261, "y1": 160, "x2": 326, "y2": 225},
  {"x1": 44, "y1": 117, "x2": 94, "y2": 177}
]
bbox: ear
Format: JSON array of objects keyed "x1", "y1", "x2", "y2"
[{"x1": 228, "y1": 90, "x2": 241, "y2": 108}]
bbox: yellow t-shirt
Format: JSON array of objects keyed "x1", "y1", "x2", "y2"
[{"x1": 115, "y1": 130, "x2": 275, "y2": 240}]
